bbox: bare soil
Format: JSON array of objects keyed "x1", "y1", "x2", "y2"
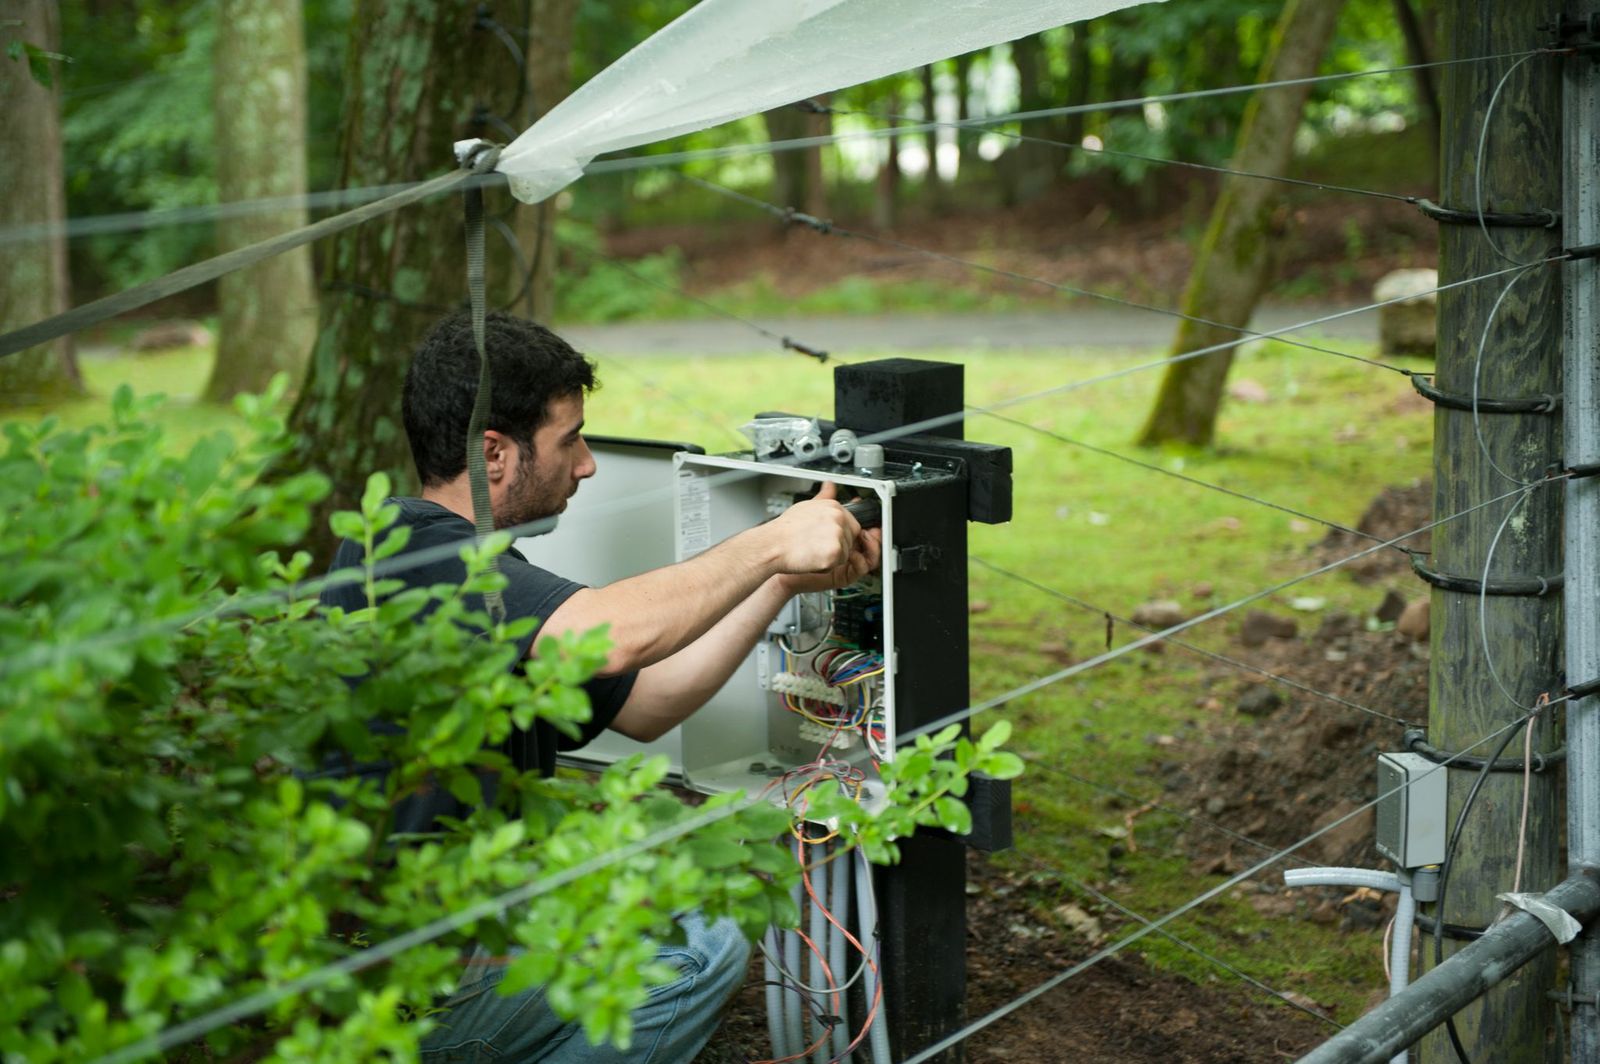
[{"x1": 701, "y1": 484, "x2": 1435, "y2": 1062}]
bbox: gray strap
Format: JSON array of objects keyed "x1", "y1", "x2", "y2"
[
  {"x1": 459, "y1": 142, "x2": 506, "y2": 625},
  {"x1": 0, "y1": 169, "x2": 482, "y2": 359}
]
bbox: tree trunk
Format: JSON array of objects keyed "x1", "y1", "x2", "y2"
[
  {"x1": 1393, "y1": 0, "x2": 1442, "y2": 191},
  {"x1": 1003, "y1": 33, "x2": 1054, "y2": 205},
  {"x1": 203, "y1": 0, "x2": 316, "y2": 404},
  {"x1": 0, "y1": 1, "x2": 82, "y2": 409},
  {"x1": 1136, "y1": 0, "x2": 1347, "y2": 447},
  {"x1": 1060, "y1": 22, "x2": 1092, "y2": 148},
  {"x1": 803, "y1": 96, "x2": 830, "y2": 219},
  {"x1": 513, "y1": 0, "x2": 579, "y2": 321},
  {"x1": 283, "y1": 0, "x2": 531, "y2": 564},
  {"x1": 871, "y1": 79, "x2": 901, "y2": 230},
  {"x1": 762, "y1": 105, "x2": 810, "y2": 209},
  {"x1": 920, "y1": 64, "x2": 943, "y2": 196}
]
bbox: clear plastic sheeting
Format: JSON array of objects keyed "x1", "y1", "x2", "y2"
[{"x1": 496, "y1": 0, "x2": 1162, "y2": 204}]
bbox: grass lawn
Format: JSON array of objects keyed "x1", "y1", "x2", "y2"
[{"x1": 12, "y1": 330, "x2": 1434, "y2": 1024}]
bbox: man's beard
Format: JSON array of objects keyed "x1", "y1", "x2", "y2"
[{"x1": 494, "y1": 450, "x2": 571, "y2": 531}]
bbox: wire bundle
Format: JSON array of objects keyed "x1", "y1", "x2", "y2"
[{"x1": 779, "y1": 643, "x2": 888, "y2": 760}]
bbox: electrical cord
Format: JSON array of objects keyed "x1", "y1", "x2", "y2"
[
  {"x1": 1475, "y1": 54, "x2": 1550, "y2": 268},
  {"x1": 1432, "y1": 707, "x2": 1541, "y2": 1064},
  {"x1": 1471, "y1": 265, "x2": 1553, "y2": 488},
  {"x1": 1478, "y1": 486, "x2": 1546, "y2": 713}
]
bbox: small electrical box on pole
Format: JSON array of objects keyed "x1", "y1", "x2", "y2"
[{"x1": 523, "y1": 357, "x2": 1012, "y2": 1062}]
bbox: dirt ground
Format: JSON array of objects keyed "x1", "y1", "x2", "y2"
[{"x1": 700, "y1": 485, "x2": 1435, "y2": 1062}]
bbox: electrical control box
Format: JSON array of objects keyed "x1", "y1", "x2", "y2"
[
  {"x1": 1375, "y1": 751, "x2": 1447, "y2": 868},
  {"x1": 520, "y1": 438, "x2": 971, "y2": 803}
]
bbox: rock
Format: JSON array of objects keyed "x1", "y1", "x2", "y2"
[
  {"x1": 1227, "y1": 378, "x2": 1270, "y2": 403},
  {"x1": 1131, "y1": 599, "x2": 1185, "y2": 628},
  {"x1": 1190, "y1": 581, "x2": 1214, "y2": 600},
  {"x1": 1397, "y1": 598, "x2": 1430, "y2": 641},
  {"x1": 1374, "y1": 588, "x2": 1407, "y2": 623},
  {"x1": 1239, "y1": 610, "x2": 1298, "y2": 647},
  {"x1": 130, "y1": 320, "x2": 212, "y2": 352},
  {"x1": 1204, "y1": 796, "x2": 1227, "y2": 816},
  {"x1": 1374, "y1": 267, "x2": 1438, "y2": 358},
  {"x1": 1237, "y1": 684, "x2": 1284, "y2": 718}
]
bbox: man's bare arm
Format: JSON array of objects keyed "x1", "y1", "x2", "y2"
[
  {"x1": 610, "y1": 528, "x2": 882, "y2": 742},
  {"x1": 538, "y1": 482, "x2": 863, "y2": 675}
]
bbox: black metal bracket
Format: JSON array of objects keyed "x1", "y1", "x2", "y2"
[
  {"x1": 1415, "y1": 198, "x2": 1560, "y2": 229},
  {"x1": 1568, "y1": 461, "x2": 1600, "y2": 480},
  {"x1": 1403, "y1": 728, "x2": 1566, "y2": 774},
  {"x1": 1408, "y1": 552, "x2": 1563, "y2": 596},
  {"x1": 1416, "y1": 913, "x2": 1486, "y2": 943},
  {"x1": 1408, "y1": 373, "x2": 1561, "y2": 415},
  {"x1": 1570, "y1": 676, "x2": 1600, "y2": 701}
]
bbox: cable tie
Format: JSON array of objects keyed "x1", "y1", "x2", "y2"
[
  {"x1": 1409, "y1": 553, "x2": 1562, "y2": 596},
  {"x1": 1414, "y1": 198, "x2": 1560, "y2": 228},
  {"x1": 1403, "y1": 728, "x2": 1565, "y2": 773},
  {"x1": 1406, "y1": 372, "x2": 1560, "y2": 414},
  {"x1": 781, "y1": 337, "x2": 829, "y2": 363}
]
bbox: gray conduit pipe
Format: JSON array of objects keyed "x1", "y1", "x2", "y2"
[
  {"x1": 785, "y1": 847, "x2": 806, "y2": 1059},
  {"x1": 763, "y1": 927, "x2": 786, "y2": 1061},
  {"x1": 828, "y1": 840, "x2": 852, "y2": 1062},
  {"x1": 1284, "y1": 867, "x2": 1411, "y2": 1064},
  {"x1": 855, "y1": 845, "x2": 892, "y2": 1064},
  {"x1": 810, "y1": 844, "x2": 830, "y2": 1064}
]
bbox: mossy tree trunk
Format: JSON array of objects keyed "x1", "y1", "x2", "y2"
[
  {"x1": 203, "y1": 0, "x2": 317, "y2": 404},
  {"x1": 1135, "y1": 0, "x2": 1347, "y2": 448},
  {"x1": 283, "y1": 0, "x2": 535, "y2": 564},
  {"x1": 513, "y1": 0, "x2": 579, "y2": 321},
  {"x1": 0, "y1": 1, "x2": 82, "y2": 410},
  {"x1": 762, "y1": 104, "x2": 810, "y2": 211}
]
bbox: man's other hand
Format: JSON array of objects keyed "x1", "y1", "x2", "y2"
[{"x1": 770, "y1": 481, "x2": 883, "y2": 593}]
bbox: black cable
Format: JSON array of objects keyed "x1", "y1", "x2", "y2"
[{"x1": 1432, "y1": 712, "x2": 1535, "y2": 1064}]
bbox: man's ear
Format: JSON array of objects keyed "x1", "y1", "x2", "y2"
[{"x1": 482, "y1": 430, "x2": 515, "y2": 482}]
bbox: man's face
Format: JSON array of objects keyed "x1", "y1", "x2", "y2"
[{"x1": 495, "y1": 393, "x2": 596, "y2": 529}]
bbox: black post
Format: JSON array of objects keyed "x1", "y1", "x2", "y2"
[{"x1": 833, "y1": 359, "x2": 1012, "y2": 1062}]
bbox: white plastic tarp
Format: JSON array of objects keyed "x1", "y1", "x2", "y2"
[{"x1": 496, "y1": 0, "x2": 1162, "y2": 204}]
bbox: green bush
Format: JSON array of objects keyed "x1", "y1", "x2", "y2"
[{"x1": 0, "y1": 385, "x2": 1019, "y2": 1061}]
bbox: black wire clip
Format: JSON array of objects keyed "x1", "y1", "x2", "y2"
[
  {"x1": 1414, "y1": 198, "x2": 1559, "y2": 229},
  {"x1": 782, "y1": 337, "x2": 829, "y2": 363},
  {"x1": 780, "y1": 206, "x2": 835, "y2": 236},
  {"x1": 1403, "y1": 728, "x2": 1565, "y2": 774},
  {"x1": 1407, "y1": 551, "x2": 1562, "y2": 597},
  {"x1": 1407, "y1": 373, "x2": 1560, "y2": 415},
  {"x1": 1568, "y1": 460, "x2": 1600, "y2": 480}
]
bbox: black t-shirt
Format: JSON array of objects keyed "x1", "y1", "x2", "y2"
[{"x1": 317, "y1": 498, "x2": 636, "y2": 828}]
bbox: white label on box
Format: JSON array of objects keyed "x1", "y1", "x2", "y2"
[{"x1": 678, "y1": 469, "x2": 711, "y2": 557}]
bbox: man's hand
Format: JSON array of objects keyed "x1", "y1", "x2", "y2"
[
  {"x1": 765, "y1": 481, "x2": 864, "y2": 575},
  {"x1": 783, "y1": 524, "x2": 882, "y2": 593}
]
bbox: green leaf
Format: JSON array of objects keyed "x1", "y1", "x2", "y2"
[{"x1": 360, "y1": 472, "x2": 392, "y2": 516}]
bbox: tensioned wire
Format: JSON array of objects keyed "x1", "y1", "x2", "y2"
[
  {"x1": 1051, "y1": 866, "x2": 1346, "y2": 1031},
  {"x1": 971, "y1": 556, "x2": 1413, "y2": 728},
  {"x1": 0, "y1": 260, "x2": 1546, "y2": 680},
  {"x1": 897, "y1": 474, "x2": 1563, "y2": 747},
  {"x1": 685, "y1": 173, "x2": 1413, "y2": 377},
  {"x1": 93, "y1": 619, "x2": 1543, "y2": 1064},
  {"x1": 898, "y1": 707, "x2": 1553, "y2": 1064},
  {"x1": 0, "y1": 260, "x2": 1542, "y2": 681},
  {"x1": 0, "y1": 47, "x2": 1549, "y2": 250}
]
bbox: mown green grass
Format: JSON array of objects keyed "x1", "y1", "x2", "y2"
[{"x1": 15, "y1": 332, "x2": 1432, "y2": 1025}]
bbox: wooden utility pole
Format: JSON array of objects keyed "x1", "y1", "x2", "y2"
[{"x1": 1420, "y1": 3, "x2": 1564, "y2": 1060}]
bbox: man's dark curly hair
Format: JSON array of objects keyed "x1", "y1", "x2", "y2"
[{"x1": 403, "y1": 312, "x2": 597, "y2": 487}]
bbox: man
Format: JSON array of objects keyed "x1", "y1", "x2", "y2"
[{"x1": 320, "y1": 311, "x2": 881, "y2": 1062}]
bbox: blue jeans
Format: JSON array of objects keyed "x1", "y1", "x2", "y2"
[{"x1": 419, "y1": 912, "x2": 751, "y2": 1063}]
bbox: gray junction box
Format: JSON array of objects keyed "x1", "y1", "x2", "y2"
[{"x1": 1375, "y1": 751, "x2": 1447, "y2": 868}]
